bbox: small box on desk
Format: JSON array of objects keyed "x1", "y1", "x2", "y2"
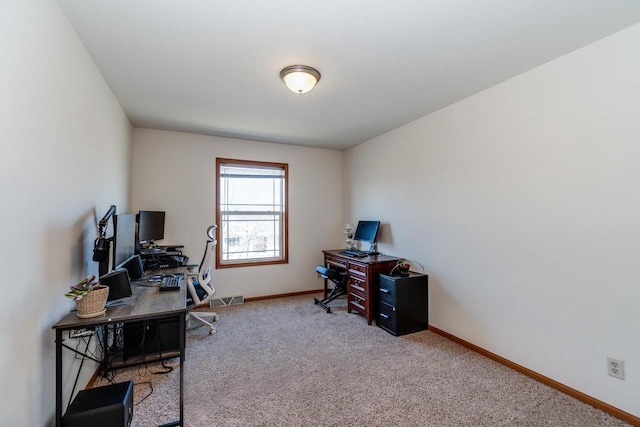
[
  {"x1": 63, "y1": 381, "x2": 133, "y2": 427},
  {"x1": 143, "y1": 255, "x2": 188, "y2": 270}
]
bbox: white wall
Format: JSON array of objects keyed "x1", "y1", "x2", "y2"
[
  {"x1": 0, "y1": 1, "x2": 132, "y2": 425},
  {"x1": 345, "y1": 24, "x2": 640, "y2": 416},
  {"x1": 132, "y1": 128, "x2": 344, "y2": 299}
]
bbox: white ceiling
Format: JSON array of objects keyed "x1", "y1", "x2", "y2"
[{"x1": 56, "y1": 0, "x2": 640, "y2": 150}]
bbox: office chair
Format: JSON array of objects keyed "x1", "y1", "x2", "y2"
[
  {"x1": 314, "y1": 265, "x2": 347, "y2": 313},
  {"x1": 186, "y1": 225, "x2": 219, "y2": 334}
]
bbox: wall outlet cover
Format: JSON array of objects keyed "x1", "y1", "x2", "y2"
[{"x1": 607, "y1": 357, "x2": 625, "y2": 380}]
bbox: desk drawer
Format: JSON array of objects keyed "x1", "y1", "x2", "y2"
[
  {"x1": 325, "y1": 255, "x2": 347, "y2": 269},
  {"x1": 348, "y1": 262, "x2": 367, "y2": 277},
  {"x1": 378, "y1": 282, "x2": 395, "y2": 306},
  {"x1": 348, "y1": 292, "x2": 366, "y2": 312},
  {"x1": 348, "y1": 276, "x2": 366, "y2": 294},
  {"x1": 377, "y1": 301, "x2": 397, "y2": 333}
]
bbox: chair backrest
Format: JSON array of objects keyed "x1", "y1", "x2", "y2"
[
  {"x1": 197, "y1": 225, "x2": 217, "y2": 282},
  {"x1": 187, "y1": 225, "x2": 217, "y2": 306}
]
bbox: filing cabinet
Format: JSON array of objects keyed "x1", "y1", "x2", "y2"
[{"x1": 377, "y1": 272, "x2": 428, "y2": 336}]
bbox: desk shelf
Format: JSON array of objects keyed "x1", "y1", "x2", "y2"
[
  {"x1": 99, "y1": 319, "x2": 182, "y2": 371},
  {"x1": 108, "y1": 350, "x2": 181, "y2": 369}
]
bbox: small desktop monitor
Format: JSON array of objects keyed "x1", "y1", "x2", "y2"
[
  {"x1": 138, "y1": 210, "x2": 165, "y2": 244},
  {"x1": 113, "y1": 214, "x2": 137, "y2": 270},
  {"x1": 100, "y1": 268, "x2": 132, "y2": 302},
  {"x1": 353, "y1": 220, "x2": 381, "y2": 243}
]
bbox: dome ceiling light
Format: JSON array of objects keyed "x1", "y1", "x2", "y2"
[{"x1": 280, "y1": 65, "x2": 321, "y2": 94}]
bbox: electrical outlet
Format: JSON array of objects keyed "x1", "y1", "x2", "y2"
[{"x1": 607, "y1": 357, "x2": 625, "y2": 380}]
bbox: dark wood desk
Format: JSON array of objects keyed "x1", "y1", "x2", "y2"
[
  {"x1": 322, "y1": 250, "x2": 400, "y2": 324},
  {"x1": 52, "y1": 271, "x2": 187, "y2": 427}
]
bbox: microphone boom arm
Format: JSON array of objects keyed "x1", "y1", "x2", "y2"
[{"x1": 97, "y1": 205, "x2": 117, "y2": 237}]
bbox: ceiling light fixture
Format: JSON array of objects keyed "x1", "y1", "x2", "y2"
[{"x1": 280, "y1": 65, "x2": 321, "y2": 94}]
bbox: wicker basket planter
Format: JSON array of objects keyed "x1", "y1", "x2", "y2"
[{"x1": 75, "y1": 285, "x2": 109, "y2": 318}]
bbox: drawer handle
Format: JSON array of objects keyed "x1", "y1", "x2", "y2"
[
  {"x1": 380, "y1": 287, "x2": 390, "y2": 294},
  {"x1": 379, "y1": 312, "x2": 390, "y2": 319}
]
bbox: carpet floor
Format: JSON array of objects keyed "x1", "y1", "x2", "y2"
[{"x1": 94, "y1": 294, "x2": 630, "y2": 427}]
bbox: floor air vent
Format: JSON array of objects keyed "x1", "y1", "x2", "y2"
[{"x1": 210, "y1": 296, "x2": 244, "y2": 308}]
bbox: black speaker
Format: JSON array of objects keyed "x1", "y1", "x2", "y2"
[
  {"x1": 62, "y1": 381, "x2": 133, "y2": 427},
  {"x1": 100, "y1": 269, "x2": 132, "y2": 301},
  {"x1": 117, "y1": 254, "x2": 145, "y2": 280}
]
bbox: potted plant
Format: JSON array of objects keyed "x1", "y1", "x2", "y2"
[
  {"x1": 395, "y1": 259, "x2": 411, "y2": 276},
  {"x1": 65, "y1": 275, "x2": 109, "y2": 318}
]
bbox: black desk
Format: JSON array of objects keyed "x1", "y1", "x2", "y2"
[{"x1": 52, "y1": 269, "x2": 187, "y2": 427}]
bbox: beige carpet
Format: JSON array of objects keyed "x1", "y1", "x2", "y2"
[{"x1": 95, "y1": 294, "x2": 630, "y2": 427}]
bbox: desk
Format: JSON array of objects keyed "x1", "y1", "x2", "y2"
[
  {"x1": 52, "y1": 269, "x2": 187, "y2": 427},
  {"x1": 322, "y1": 250, "x2": 400, "y2": 324}
]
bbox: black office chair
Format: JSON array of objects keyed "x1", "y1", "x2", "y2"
[{"x1": 314, "y1": 265, "x2": 347, "y2": 313}]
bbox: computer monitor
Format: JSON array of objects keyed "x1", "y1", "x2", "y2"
[
  {"x1": 100, "y1": 268, "x2": 132, "y2": 303},
  {"x1": 137, "y1": 210, "x2": 165, "y2": 244},
  {"x1": 113, "y1": 214, "x2": 137, "y2": 270},
  {"x1": 353, "y1": 221, "x2": 380, "y2": 243}
]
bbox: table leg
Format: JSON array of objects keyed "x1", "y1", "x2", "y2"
[
  {"x1": 180, "y1": 313, "x2": 185, "y2": 426},
  {"x1": 159, "y1": 313, "x2": 185, "y2": 427},
  {"x1": 55, "y1": 329, "x2": 63, "y2": 427}
]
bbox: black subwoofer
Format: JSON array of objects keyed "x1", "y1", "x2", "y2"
[{"x1": 62, "y1": 381, "x2": 133, "y2": 427}]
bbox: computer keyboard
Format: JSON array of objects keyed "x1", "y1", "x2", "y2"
[
  {"x1": 339, "y1": 250, "x2": 367, "y2": 257},
  {"x1": 159, "y1": 275, "x2": 181, "y2": 291}
]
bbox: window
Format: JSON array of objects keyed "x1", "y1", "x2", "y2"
[{"x1": 216, "y1": 158, "x2": 288, "y2": 268}]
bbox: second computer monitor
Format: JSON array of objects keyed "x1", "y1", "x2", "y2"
[
  {"x1": 138, "y1": 210, "x2": 165, "y2": 244},
  {"x1": 113, "y1": 214, "x2": 137, "y2": 270}
]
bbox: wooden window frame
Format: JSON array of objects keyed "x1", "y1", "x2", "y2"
[{"x1": 215, "y1": 158, "x2": 289, "y2": 269}]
